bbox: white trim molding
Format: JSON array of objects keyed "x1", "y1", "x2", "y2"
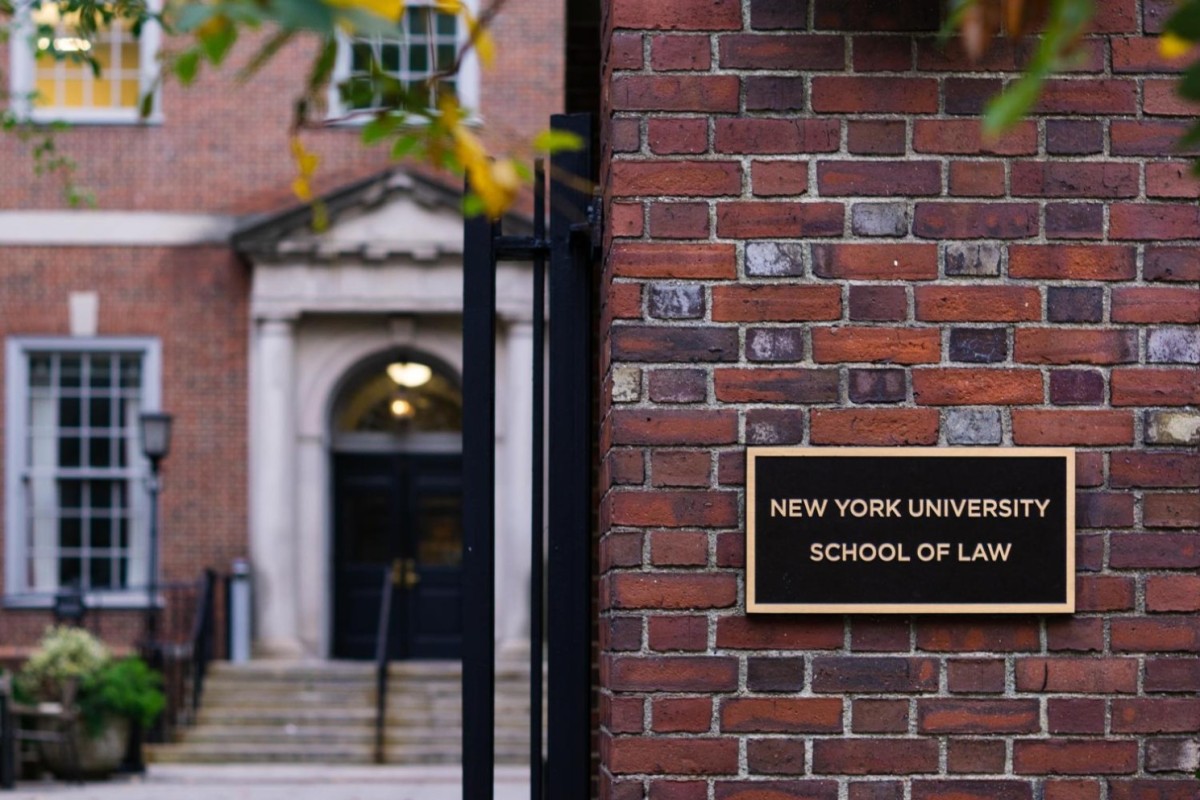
[{"x1": 0, "y1": 212, "x2": 243, "y2": 246}]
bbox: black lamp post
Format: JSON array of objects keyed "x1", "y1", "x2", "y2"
[{"x1": 138, "y1": 412, "x2": 172, "y2": 647}]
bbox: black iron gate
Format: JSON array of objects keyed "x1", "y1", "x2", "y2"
[{"x1": 461, "y1": 113, "x2": 595, "y2": 800}]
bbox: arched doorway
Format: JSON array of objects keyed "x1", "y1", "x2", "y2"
[{"x1": 329, "y1": 349, "x2": 464, "y2": 660}]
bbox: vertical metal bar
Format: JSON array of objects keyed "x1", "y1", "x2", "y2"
[
  {"x1": 546, "y1": 112, "x2": 594, "y2": 800},
  {"x1": 530, "y1": 159, "x2": 546, "y2": 800},
  {"x1": 1, "y1": 674, "x2": 15, "y2": 790},
  {"x1": 462, "y1": 197, "x2": 498, "y2": 800}
]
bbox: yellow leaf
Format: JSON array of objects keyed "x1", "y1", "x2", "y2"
[
  {"x1": 292, "y1": 177, "x2": 313, "y2": 202},
  {"x1": 327, "y1": 0, "x2": 403, "y2": 21},
  {"x1": 469, "y1": 19, "x2": 494, "y2": 67},
  {"x1": 469, "y1": 158, "x2": 519, "y2": 219},
  {"x1": 1159, "y1": 32, "x2": 1192, "y2": 60}
]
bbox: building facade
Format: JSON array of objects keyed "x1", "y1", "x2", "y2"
[{"x1": 0, "y1": 0, "x2": 564, "y2": 659}]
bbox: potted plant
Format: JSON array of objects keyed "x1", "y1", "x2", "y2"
[{"x1": 16, "y1": 626, "x2": 165, "y2": 779}]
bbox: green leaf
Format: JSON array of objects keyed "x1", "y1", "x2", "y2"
[
  {"x1": 172, "y1": 3, "x2": 216, "y2": 33},
  {"x1": 268, "y1": 0, "x2": 335, "y2": 34},
  {"x1": 390, "y1": 134, "x2": 421, "y2": 159},
  {"x1": 173, "y1": 49, "x2": 201, "y2": 84},
  {"x1": 1179, "y1": 62, "x2": 1200, "y2": 101},
  {"x1": 532, "y1": 128, "x2": 582, "y2": 153},
  {"x1": 462, "y1": 193, "x2": 485, "y2": 217},
  {"x1": 200, "y1": 22, "x2": 237, "y2": 64},
  {"x1": 1166, "y1": 0, "x2": 1200, "y2": 40},
  {"x1": 139, "y1": 89, "x2": 154, "y2": 118},
  {"x1": 307, "y1": 37, "x2": 337, "y2": 93},
  {"x1": 361, "y1": 114, "x2": 397, "y2": 144},
  {"x1": 983, "y1": 73, "x2": 1046, "y2": 137}
]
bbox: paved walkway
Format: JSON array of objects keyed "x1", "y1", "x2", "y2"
[{"x1": 3, "y1": 765, "x2": 530, "y2": 800}]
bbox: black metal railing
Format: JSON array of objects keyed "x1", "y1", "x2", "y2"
[
  {"x1": 145, "y1": 570, "x2": 217, "y2": 741},
  {"x1": 373, "y1": 567, "x2": 395, "y2": 765}
]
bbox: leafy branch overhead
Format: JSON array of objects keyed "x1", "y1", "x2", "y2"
[{"x1": 947, "y1": 0, "x2": 1200, "y2": 150}]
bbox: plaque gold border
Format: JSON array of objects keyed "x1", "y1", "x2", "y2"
[{"x1": 746, "y1": 447, "x2": 1076, "y2": 614}]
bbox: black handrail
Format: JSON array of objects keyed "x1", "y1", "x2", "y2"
[
  {"x1": 373, "y1": 568, "x2": 395, "y2": 765},
  {"x1": 187, "y1": 570, "x2": 217, "y2": 721}
]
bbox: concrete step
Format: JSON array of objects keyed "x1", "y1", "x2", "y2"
[
  {"x1": 147, "y1": 743, "x2": 533, "y2": 765},
  {"x1": 180, "y1": 725, "x2": 533, "y2": 746}
]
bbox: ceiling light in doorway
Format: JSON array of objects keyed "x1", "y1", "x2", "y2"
[
  {"x1": 387, "y1": 361, "x2": 433, "y2": 388},
  {"x1": 390, "y1": 398, "x2": 415, "y2": 418}
]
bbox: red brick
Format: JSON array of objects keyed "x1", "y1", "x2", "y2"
[
  {"x1": 653, "y1": 697, "x2": 713, "y2": 733},
  {"x1": 612, "y1": 161, "x2": 742, "y2": 198},
  {"x1": 1015, "y1": 658, "x2": 1139, "y2": 693},
  {"x1": 811, "y1": 77, "x2": 939, "y2": 113},
  {"x1": 917, "y1": 699, "x2": 1040, "y2": 734},
  {"x1": 947, "y1": 659, "x2": 1005, "y2": 693},
  {"x1": 650, "y1": 531, "x2": 710, "y2": 570},
  {"x1": 1110, "y1": 534, "x2": 1200, "y2": 570},
  {"x1": 1111, "y1": 369, "x2": 1200, "y2": 406},
  {"x1": 745, "y1": 740, "x2": 809, "y2": 775},
  {"x1": 915, "y1": 286, "x2": 1041, "y2": 322},
  {"x1": 849, "y1": 286, "x2": 907, "y2": 321},
  {"x1": 1147, "y1": 575, "x2": 1200, "y2": 612},
  {"x1": 1047, "y1": 618, "x2": 1105, "y2": 652},
  {"x1": 608, "y1": 737, "x2": 738, "y2": 775},
  {"x1": 613, "y1": 76, "x2": 740, "y2": 112},
  {"x1": 610, "y1": 573, "x2": 736, "y2": 610},
  {"x1": 713, "y1": 285, "x2": 842, "y2": 322},
  {"x1": 611, "y1": 326, "x2": 739, "y2": 363},
  {"x1": 812, "y1": 328, "x2": 940, "y2": 364},
  {"x1": 1034, "y1": 79, "x2": 1138, "y2": 114},
  {"x1": 850, "y1": 619, "x2": 911, "y2": 652},
  {"x1": 1146, "y1": 162, "x2": 1200, "y2": 199},
  {"x1": 1143, "y1": 79, "x2": 1198, "y2": 115},
  {"x1": 609, "y1": 490, "x2": 739, "y2": 528},
  {"x1": 1011, "y1": 410, "x2": 1134, "y2": 446},
  {"x1": 752, "y1": 161, "x2": 809, "y2": 197},
  {"x1": 810, "y1": 409, "x2": 939, "y2": 445},
  {"x1": 612, "y1": 243, "x2": 736, "y2": 279},
  {"x1": 848, "y1": 121, "x2": 906, "y2": 155},
  {"x1": 606, "y1": 450, "x2": 646, "y2": 487},
  {"x1": 1075, "y1": 452, "x2": 1105, "y2": 487},
  {"x1": 611, "y1": 203, "x2": 645, "y2": 238},
  {"x1": 719, "y1": 34, "x2": 845, "y2": 69},
  {"x1": 1111, "y1": 618, "x2": 1200, "y2": 652},
  {"x1": 1048, "y1": 698, "x2": 1106, "y2": 734},
  {"x1": 650, "y1": 453, "x2": 712, "y2": 489},
  {"x1": 716, "y1": 780, "x2": 838, "y2": 800},
  {"x1": 1015, "y1": 329, "x2": 1138, "y2": 365},
  {"x1": 913, "y1": 120, "x2": 1037, "y2": 155},
  {"x1": 943, "y1": 748, "x2": 1009, "y2": 777},
  {"x1": 649, "y1": 615, "x2": 708, "y2": 651},
  {"x1": 912, "y1": 369, "x2": 1043, "y2": 405},
  {"x1": 916, "y1": 621, "x2": 1039, "y2": 652},
  {"x1": 1112, "y1": 36, "x2": 1196, "y2": 72},
  {"x1": 1145, "y1": 493, "x2": 1200, "y2": 528},
  {"x1": 608, "y1": 656, "x2": 740, "y2": 692},
  {"x1": 1112, "y1": 288, "x2": 1200, "y2": 323},
  {"x1": 853, "y1": 36, "x2": 913, "y2": 71},
  {"x1": 611, "y1": 0, "x2": 743, "y2": 30},
  {"x1": 1043, "y1": 780, "x2": 1102, "y2": 800},
  {"x1": 1077, "y1": 493, "x2": 1136, "y2": 529},
  {"x1": 604, "y1": 695, "x2": 645, "y2": 734},
  {"x1": 1008, "y1": 245, "x2": 1137, "y2": 280},
  {"x1": 1109, "y1": 780, "x2": 1198, "y2": 800},
  {"x1": 812, "y1": 740, "x2": 939, "y2": 775},
  {"x1": 1077, "y1": 575, "x2": 1137, "y2": 611},
  {"x1": 1145, "y1": 658, "x2": 1200, "y2": 692},
  {"x1": 949, "y1": 161, "x2": 1005, "y2": 197},
  {"x1": 612, "y1": 410, "x2": 737, "y2": 446},
  {"x1": 817, "y1": 161, "x2": 941, "y2": 197},
  {"x1": 1111, "y1": 699, "x2": 1200, "y2": 733},
  {"x1": 1091, "y1": 0, "x2": 1138, "y2": 32},
  {"x1": 812, "y1": 244, "x2": 938, "y2": 280},
  {"x1": 913, "y1": 203, "x2": 1038, "y2": 239},
  {"x1": 1111, "y1": 120, "x2": 1196, "y2": 156},
  {"x1": 715, "y1": 119, "x2": 841, "y2": 154},
  {"x1": 648, "y1": 118, "x2": 708, "y2": 155},
  {"x1": 813, "y1": 657, "x2": 939, "y2": 693},
  {"x1": 1111, "y1": 453, "x2": 1200, "y2": 488},
  {"x1": 647, "y1": 781, "x2": 704, "y2": 800},
  {"x1": 720, "y1": 697, "x2": 844, "y2": 733},
  {"x1": 1014, "y1": 741, "x2": 1138, "y2": 776},
  {"x1": 651, "y1": 35, "x2": 713, "y2": 71},
  {"x1": 716, "y1": 617, "x2": 844, "y2": 650},
  {"x1": 610, "y1": 33, "x2": 645, "y2": 70},
  {"x1": 649, "y1": 202, "x2": 708, "y2": 239},
  {"x1": 852, "y1": 699, "x2": 910, "y2": 733},
  {"x1": 716, "y1": 202, "x2": 844, "y2": 238},
  {"x1": 1110, "y1": 204, "x2": 1200, "y2": 240},
  {"x1": 714, "y1": 368, "x2": 840, "y2": 403}
]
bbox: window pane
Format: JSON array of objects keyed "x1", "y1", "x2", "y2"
[
  {"x1": 60, "y1": 517, "x2": 81, "y2": 549},
  {"x1": 58, "y1": 435, "x2": 81, "y2": 467},
  {"x1": 436, "y1": 12, "x2": 455, "y2": 36},
  {"x1": 89, "y1": 558, "x2": 112, "y2": 589},
  {"x1": 30, "y1": 356, "x2": 52, "y2": 388},
  {"x1": 88, "y1": 437, "x2": 112, "y2": 467},
  {"x1": 59, "y1": 557, "x2": 81, "y2": 587},
  {"x1": 120, "y1": 357, "x2": 141, "y2": 388},
  {"x1": 60, "y1": 356, "x2": 81, "y2": 388},
  {"x1": 59, "y1": 395, "x2": 81, "y2": 427},
  {"x1": 93, "y1": 516, "x2": 112, "y2": 548}
]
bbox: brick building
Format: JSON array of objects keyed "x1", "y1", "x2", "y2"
[
  {"x1": 0, "y1": 0, "x2": 564, "y2": 659},
  {"x1": 597, "y1": 1, "x2": 1199, "y2": 798}
]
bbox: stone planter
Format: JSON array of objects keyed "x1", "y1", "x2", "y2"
[{"x1": 39, "y1": 714, "x2": 130, "y2": 779}]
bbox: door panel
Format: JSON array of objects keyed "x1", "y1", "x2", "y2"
[{"x1": 332, "y1": 452, "x2": 464, "y2": 660}]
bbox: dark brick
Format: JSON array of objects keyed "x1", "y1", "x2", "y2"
[
  {"x1": 1050, "y1": 370, "x2": 1105, "y2": 405},
  {"x1": 649, "y1": 284, "x2": 705, "y2": 319},
  {"x1": 1046, "y1": 203, "x2": 1104, "y2": 240},
  {"x1": 849, "y1": 286, "x2": 908, "y2": 321},
  {"x1": 949, "y1": 328, "x2": 1008, "y2": 363},
  {"x1": 849, "y1": 368, "x2": 907, "y2": 404},
  {"x1": 945, "y1": 78, "x2": 1003, "y2": 115},
  {"x1": 745, "y1": 76, "x2": 807, "y2": 112},
  {"x1": 750, "y1": 0, "x2": 809, "y2": 29},
  {"x1": 746, "y1": 328, "x2": 806, "y2": 362},
  {"x1": 747, "y1": 657, "x2": 806, "y2": 692},
  {"x1": 1046, "y1": 120, "x2": 1105, "y2": 155},
  {"x1": 847, "y1": 121, "x2": 906, "y2": 155},
  {"x1": 1047, "y1": 287, "x2": 1104, "y2": 323},
  {"x1": 648, "y1": 369, "x2": 708, "y2": 403},
  {"x1": 745, "y1": 408, "x2": 805, "y2": 444}
]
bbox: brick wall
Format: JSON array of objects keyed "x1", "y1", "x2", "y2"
[{"x1": 598, "y1": 1, "x2": 1200, "y2": 798}]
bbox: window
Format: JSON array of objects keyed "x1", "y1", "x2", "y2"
[
  {"x1": 8, "y1": 0, "x2": 162, "y2": 123},
  {"x1": 328, "y1": 0, "x2": 480, "y2": 119},
  {"x1": 5, "y1": 338, "x2": 161, "y2": 603}
]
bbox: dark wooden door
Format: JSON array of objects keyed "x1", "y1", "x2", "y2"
[{"x1": 332, "y1": 453, "x2": 464, "y2": 659}]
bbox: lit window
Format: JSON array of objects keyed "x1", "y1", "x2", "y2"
[
  {"x1": 328, "y1": 1, "x2": 479, "y2": 119},
  {"x1": 9, "y1": 0, "x2": 162, "y2": 123},
  {"x1": 4, "y1": 339, "x2": 161, "y2": 602}
]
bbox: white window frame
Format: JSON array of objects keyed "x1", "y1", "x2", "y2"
[
  {"x1": 7, "y1": 0, "x2": 163, "y2": 125},
  {"x1": 327, "y1": 0, "x2": 481, "y2": 122},
  {"x1": 4, "y1": 337, "x2": 162, "y2": 608}
]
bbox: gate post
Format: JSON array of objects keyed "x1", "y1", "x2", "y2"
[
  {"x1": 462, "y1": 210, "x2": 498, "y2": 800},
  {"x1": 546, "y1": 112, "x2": 594, "y2": 800}
]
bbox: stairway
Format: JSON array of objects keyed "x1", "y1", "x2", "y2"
[{"x1": 148, "y1": 657, "x2": 538, "y2": 764}]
